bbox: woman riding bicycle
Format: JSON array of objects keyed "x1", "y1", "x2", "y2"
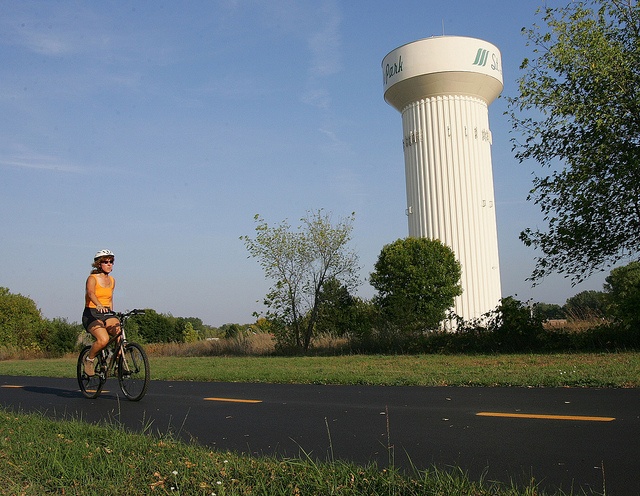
[{"x1": 82, "y1": 249, "x2": 119, "y2": 376}]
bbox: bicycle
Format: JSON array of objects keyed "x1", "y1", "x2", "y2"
[{"x1": 77, "y1": 309, "x2": 150, "y2": 401}]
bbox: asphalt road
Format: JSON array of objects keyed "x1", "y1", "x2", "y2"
[{"x1": 1, "y1": 375, "x2": 639, "y2": 494}]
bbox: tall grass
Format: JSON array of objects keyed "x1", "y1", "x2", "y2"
[
  {"x1": 0, "y1": 344, "x2": 45, "y2": 361},
  {"x1": 146, "y1": 333, "x2": 277, "y2": 357},
  {"x1": 547, "y1": 308, "x2": 609, "y2": 333},
  {"x1": 144, "y1": 333, "x2": 351, "y2": 357}
]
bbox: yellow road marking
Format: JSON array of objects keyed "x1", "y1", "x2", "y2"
[
  {"x1": 477, "y1": 412, "x2": 615, "y2": 422},
  {"x1": 204, "y1": 397, "x2": 262, "y2": 404}
]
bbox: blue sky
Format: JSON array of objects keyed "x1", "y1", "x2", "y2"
[{"x1": 0, "y1": 1, "x2": 609, "y2": 326}]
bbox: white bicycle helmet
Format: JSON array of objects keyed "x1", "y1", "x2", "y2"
[{"x1": 94, "y1": 249, "x2": 115, "y2": 260}]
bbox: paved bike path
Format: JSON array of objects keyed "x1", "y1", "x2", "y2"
[{"x1": 1, "y1": 375, "x2": 639, "y2": 494}]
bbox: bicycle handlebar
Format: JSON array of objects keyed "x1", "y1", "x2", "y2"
[{"x1": 117, "y1": 309, "x2": 146, "y2": 319}]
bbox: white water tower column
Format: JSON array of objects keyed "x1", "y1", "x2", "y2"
[{"x1": 382, "y1": 36, "x2": 503, "y2": 322}]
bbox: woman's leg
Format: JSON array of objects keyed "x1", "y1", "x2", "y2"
[
  {"x1": 87, "y1": 322, "x2": 110, "y2": 360},
  {"x1": 104, "y1": 317, "x2": 121, "y2": 338}
]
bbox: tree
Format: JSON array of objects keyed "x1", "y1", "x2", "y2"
[
  {"x1": 314, "y1": 277, "x2": 365, "y2": 337},
  {"x1": 533, "y1": 302, "x2": 565, "y2": 320},
  {"x1": 603, "y1": 261, "x2": 640, "y2": 327},
  {"x1": 175, "y1": 317, "x2": 205, "y2": 342},
  {"x1": 369, "y1": 237, "x2": 462, "y2": 333},
  {"x1": 182, "y1": 322, "x2": 200, "y2": 343},
  {"x1": 507, "y1": 0, "x2": 640, "y2": 283},
  {"x1": 220, "y1": 323, "x2": 242, "y2": 339},
  {"x1": 241, "y1": 210, "x2": 360, "y2": 352},
  {"x1": 132, "y1": 309, "x2": 179, "y2": 343},
  {"x1": 564, "y1": 290, "x2": 608, "y2": 318},
  {"x1": 0, "y1": 287, "x2": 43, "y2": 349}
]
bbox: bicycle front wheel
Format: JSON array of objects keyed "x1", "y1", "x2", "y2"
[
  {"x1": 77, "y1": 345, "x2": 106, "y2": 399},
  {"x1": 118, "y1": 342, "x2": 150, "y2": 401}
]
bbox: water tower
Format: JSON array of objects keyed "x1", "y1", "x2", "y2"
[{"x1": 382, "y1": 36, "x2": 503, "y2": 322}]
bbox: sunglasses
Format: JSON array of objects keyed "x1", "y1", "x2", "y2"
[{"x1": 101, "y1": 260, "x2": 114, "y2": 265}]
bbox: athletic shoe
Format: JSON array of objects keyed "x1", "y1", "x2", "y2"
[{"x1": 84, "y1": 356, "x2": 95, "y2": 376}]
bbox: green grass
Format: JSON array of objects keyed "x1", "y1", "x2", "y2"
[{"x1": 0, "y1": 352, "x2": 639, "y2": 387}]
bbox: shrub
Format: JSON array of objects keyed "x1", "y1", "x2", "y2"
[
  {"x1": 485, "y1": 297, "x2": 544, "y2": 351},
  {"x1": 42, "y1": 318, "x2": 83, "y2": 355}
]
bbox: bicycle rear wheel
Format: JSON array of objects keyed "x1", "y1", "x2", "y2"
[
  {"x1": 118, "y1": 342, "x2": 149, "y2": 401},
  {"x1": 77, "y1": 345, "x2": 106, "y2": 399}
]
